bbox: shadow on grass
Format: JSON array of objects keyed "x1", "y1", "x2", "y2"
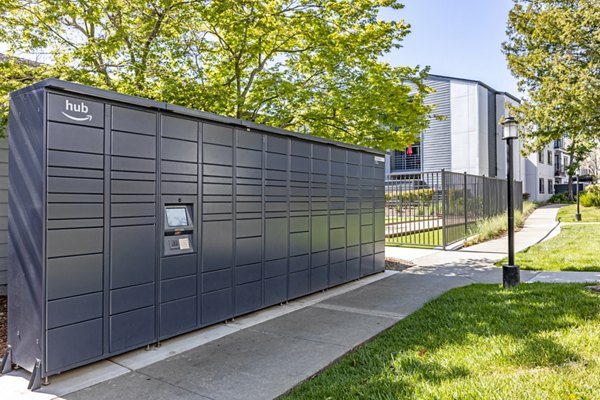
[
  {"x1": 285, "y1": 283, "x2": 599, "y2": 399},
  {"x1": 394, "y1": 358, "x2": 471, "y2": 383},
  {"x1": 509, "y1": 336, "x2": 580, "y2": 368}
]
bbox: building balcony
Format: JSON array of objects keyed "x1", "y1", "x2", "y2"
[
  {"x1": 391, "y1": 147, "x2": 422, "y2": 173},
  {"x1": 555, "y1": 168, "x2": 566, "y2": 177}
]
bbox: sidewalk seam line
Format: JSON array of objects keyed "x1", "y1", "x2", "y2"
[
  {"x1": 107, "y1": 359, "x2": 134, "y2": 372},
  {"x1": 524, "y1": 271, "x2": 542, "y2": 282},
  {"x1": 133, "y1": 370, "x2": 217, "y2": 400},
  {"x1": 245, "y1": 327, "x2": 352, "y2": 350},
  {"x1": 310, "y1": 303, "x2": 404, "y2": 320}
]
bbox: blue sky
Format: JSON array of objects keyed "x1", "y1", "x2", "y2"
[{"x1": 381, "y1": 0, "x2": 520, "y2": 97}]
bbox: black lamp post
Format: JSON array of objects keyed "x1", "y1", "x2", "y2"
[
  {"x1": 575, "y1": 173, "x2": 582, "y2": 221},
  {"x1": 501, "y1": 116, "x2": 520, "y2": 288}
]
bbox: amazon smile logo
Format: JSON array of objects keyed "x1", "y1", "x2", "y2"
[{"x1": 62, "y1": 99, "x2": 93, "y2": 122}]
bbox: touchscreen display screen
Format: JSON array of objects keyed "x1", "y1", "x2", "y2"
[{"x1": 166, "y1": 207, "x2": 188, "y2": 227}]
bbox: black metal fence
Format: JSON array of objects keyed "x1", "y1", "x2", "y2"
[{"x1": 385, "y1": 170, "x2": 523, "y2": 248}]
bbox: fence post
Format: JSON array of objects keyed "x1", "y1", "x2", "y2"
[
  {"x1": 441, "y1": 169, "x2": 447, "y2": 250},
  {"x1": 481, "y1": 174, "x2": 488, "y2": 218},
  {"x1": 463, "y1": 171, "x2": 468, "y2": 236}
]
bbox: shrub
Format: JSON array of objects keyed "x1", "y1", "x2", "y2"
[
  {"x1": 584, "y1": 183, "x2": 600, "y2": 196},
  {"x1": 465, "y1": 201, "x2": 538, "y2": 246},
  {"x1": 548, "y1": 192, "x2": 571, "y2": 204},
  {"x1": 523, "y1": 192, "x2": 530, "y2": 201},
  {"x1": 580, "y1": 192, "x2": 593, "y2": 207},
  {"x1": 580, "y1": 184, "x2": 600, "y2": 207},
  {"x1": 385, "y1": 188, "x2": 434, "y2": 202}
]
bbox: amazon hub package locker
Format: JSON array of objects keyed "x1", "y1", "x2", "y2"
[{"x1": 7, "y1": 79, "x2": 385, "y2": 380}]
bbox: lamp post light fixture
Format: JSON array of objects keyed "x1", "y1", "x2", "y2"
[{"x1": 501, "y1": 116, "x2": 520, "y2": 288}]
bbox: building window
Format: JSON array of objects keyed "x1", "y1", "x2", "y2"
[
  {"x1": 391, "y1": 143, "x2": 421, "y2": 171},
  {"x1": 538, "y1": 151, "x2": 544, "y2": 163},
  {"x1": 539, "y1": 178, "x2": 545, "y2": 194},
  {"x1": 548, "y1": 179, "x2": 553, "y2": 194},
  {"x1": 547, "y1": 151, "x2": 552, "y2": 165}
]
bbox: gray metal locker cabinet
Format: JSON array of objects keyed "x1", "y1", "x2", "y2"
[
  {"x1": 309, "y1": 143, "x2": 329, "y2": 291},
  {"x1": 4, "y1": 79, "x2": 385, "y2": 389},
  {"x1": 289, "y1": 139, "x2": 311, "y2": 298},
  {"x1": 110, "y1": 105, "x2": 158, "y2": 353},
  {"x1": 262, "y1": 135, "x2": 287, "y2": 306},
  {"x1": 329, "y1": 147, "x2": 348, "y2": 285},
  {"x1": 235, "y1": 130, "x2": 267, "y2": 312},
  {"x1": 0, "y1": 138, "x2": 9, "y2": 296},
  {"x1": 159, "y1": 115, "x2": 199, "y2": 339}
]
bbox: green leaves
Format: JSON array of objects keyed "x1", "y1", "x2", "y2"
[
  {"x1": 178, "y1": 0, "x2": 432, "y2": 149},
  {"x1": 1, "y1": 0, "x2": 431, "y2": 150},
  {"x1": 503, "y1": 0, "x2": 600, "y2": 163}
]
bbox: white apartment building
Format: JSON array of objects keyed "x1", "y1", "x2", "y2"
[
  {"x1": 524, "y1": 144, "x2": 556, "y2": 201},
  {"x1": 386, "y1": 74, "x2": 566, "y2": 202},
  {"x1": 386, "y1": 74, "x2": 524, "y2": 182}
]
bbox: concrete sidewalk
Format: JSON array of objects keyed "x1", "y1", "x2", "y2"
[{"x1": 1, "y1": 205, "x2": 598, "y2": 400}]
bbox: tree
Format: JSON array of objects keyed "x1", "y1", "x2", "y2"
[
  {"x1": 0, "y1": 0, "x2": 195, "y2": 134},
  {"x1": 503, "y1": 0, "x2": 600, "y2": 198},
  {"x1": 0, "y1": 0, "x2": 193, "y2": 94},
  {"x1": 0, "y1": 0, "x2": 432, "y2": 150},
  {"x1": 0, "y1": 55, "x2": 53, "y2": 131}
]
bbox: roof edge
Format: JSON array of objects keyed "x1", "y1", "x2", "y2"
[{"x1": 427, "y1": 74, "x2": 521, "y2": 103}]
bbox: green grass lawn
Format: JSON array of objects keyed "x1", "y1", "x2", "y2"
[
  {"x1": 557, "y1": 204, "x2": 600, "y2": 222},
  {"x1": 497, "y1": 224, "x2": 600, "y2": 272},
  {"x1": 387, "y1": 222, "x2": 479, "y2": 248},
  {"x1": 284, "y1": 284, "x2": 600, "y2": 400},
  {"x1": 386, "y1": 228, "x2": 443, "y2": 247}
]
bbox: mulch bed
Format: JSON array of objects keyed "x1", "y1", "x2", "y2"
[
  {"x1": 0, "y1": 296, "x2": 6, "y2": 356},
  {"x1": 385, "y1": 257, "x2": 416, "y2": 272}
]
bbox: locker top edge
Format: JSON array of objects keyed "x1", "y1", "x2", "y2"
[{"x1": 10, "y1": 78, "x2": 385, "y2": 156}]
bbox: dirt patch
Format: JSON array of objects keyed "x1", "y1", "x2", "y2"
[
  {"x1": 0, "y1": 296, "x2": 6, "y2": 356},
  {"x1": 385, "y1": 257, "x2": 415, "y2": 272}
]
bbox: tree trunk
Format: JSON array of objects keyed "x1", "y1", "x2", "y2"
[
  {"x1": 567, "y1": 174, "x2": 573, "y2": 202},
  {"x1": 566, "y1": 140, "x2": 578, "y2": 202}
]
